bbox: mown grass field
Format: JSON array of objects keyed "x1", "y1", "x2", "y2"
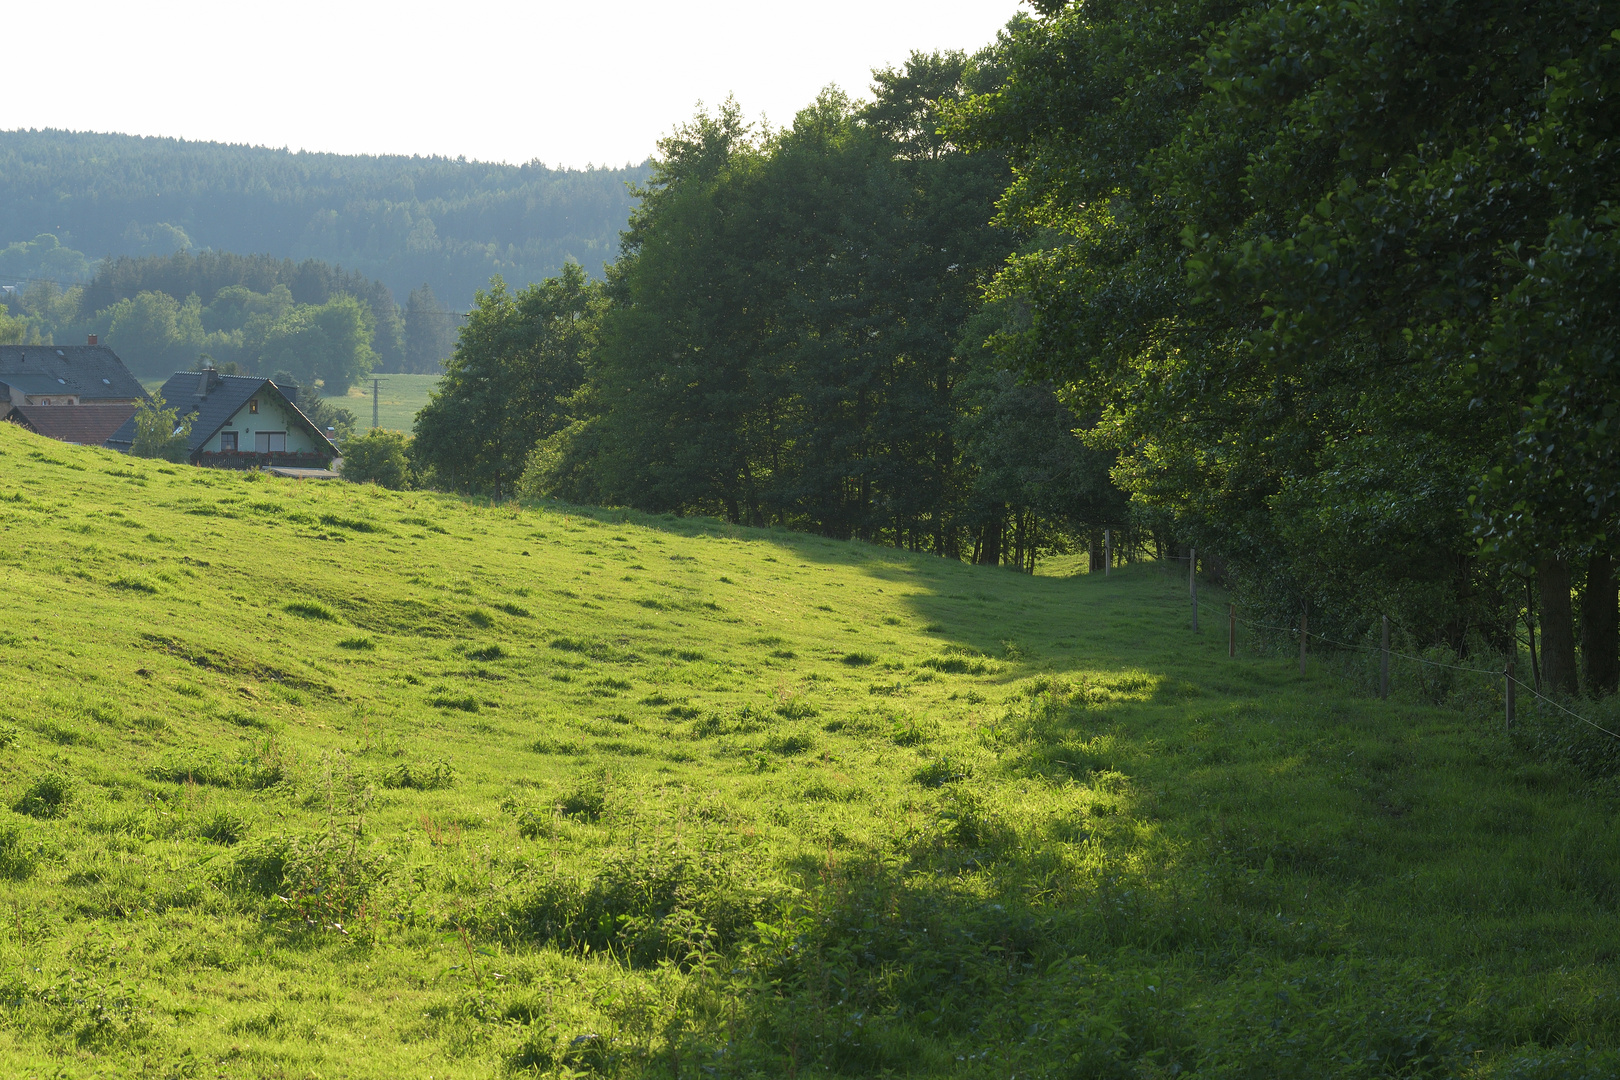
[
  {"x1": 342, "y1": 373, "x2": 441, "y2": 433},
  {"x1": 0, "y1": 420, "x2": 1617, "y2": 1078}
]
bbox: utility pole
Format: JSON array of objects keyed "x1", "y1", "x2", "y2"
[{"x1": 371, "y1": 377, "x2": 382, "y2": 430}]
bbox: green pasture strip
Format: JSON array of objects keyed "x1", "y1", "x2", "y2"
[
  {"x1": 0, "y1": 421, "x2": 1614, "y2": 1077},
  {"x1": 343, "y1": 372, "x2": 441, "y2": 432}
]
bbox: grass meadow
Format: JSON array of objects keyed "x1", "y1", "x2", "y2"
[
  {"x1": 0, "y1": 420, "x2": 1617, "y2": 1077},
  {"x1": 341, "y1": 373, "x2": 441, "y2": 432}
]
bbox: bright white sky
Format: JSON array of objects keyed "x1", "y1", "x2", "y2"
[{"x1": 4, "y1": 0, "x2": 1024, "y2": 169}]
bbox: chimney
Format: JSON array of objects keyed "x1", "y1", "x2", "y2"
[{"x1": 87, "y1": 334, "x2": 97, "y2": 346}]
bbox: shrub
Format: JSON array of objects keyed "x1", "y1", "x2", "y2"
[
  {"x1": 338, "y1": 429, "x2": 411, "y2": 489},
  {"x1": 130, "y1": 393, "x2": 191, "y2": 462},
  {"x1": 13, "y1": 773, "x2": 74, "y2": 818},
  {"x1": 229, "y1": 831, "x2": 388, "y2": 925},
  {"x1": 504, "y1": 841, "x2": 778, "y2": 966}
]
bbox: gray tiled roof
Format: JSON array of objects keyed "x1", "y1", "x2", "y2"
[
  {"x1": 105, "y1": 372, "x2": 340, "y2": 459},
  {"x1": 0, "y1": 345, "x2": 147, "y2": 402}
]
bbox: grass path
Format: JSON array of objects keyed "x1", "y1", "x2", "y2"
[{"x1": 0, "y1": 421, "x2": 1615, "y2": 1077}]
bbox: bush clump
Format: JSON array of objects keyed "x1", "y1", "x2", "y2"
[{"x1": 339, "y1": 429, "x2": 412, "y2": 489}]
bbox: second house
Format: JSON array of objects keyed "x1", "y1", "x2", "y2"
[{"x1": 106, "y1": 369, "x2": 341, "y2": 468}]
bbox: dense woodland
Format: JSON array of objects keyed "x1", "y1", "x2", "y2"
[
  {"x1": 0, "y1": 130, "x2": 646, "y2": 306},
  {"x1": 407, "y1": 3, "x2": 1620, "y2": 694},
  {"x1": 412, "y1": 37, "x2": 1127, "y2": 575},
  {"x1": 0, "y1": 249, "x2": 453, "y2": 387}
]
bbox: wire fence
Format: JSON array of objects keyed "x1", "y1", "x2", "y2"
[{"x1": 1159, "y1": 553, "x2": 1620, "y2": 745}]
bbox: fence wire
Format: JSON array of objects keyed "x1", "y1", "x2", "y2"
[{"x1": 1225, "y1": 608, "x2": 1620, "y2": 744}]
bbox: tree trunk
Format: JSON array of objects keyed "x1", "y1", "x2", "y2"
[
  {"x1": 1538, "y1": 558, "x2": 1579, "y2": 697},
  {"x1": 1582, "y1": 553, "x2": 1619, "y2": 696}
]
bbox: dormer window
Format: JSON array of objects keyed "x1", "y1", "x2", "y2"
[{"x1": 249, "y1": 399, "x2": 259, "y2": 414}]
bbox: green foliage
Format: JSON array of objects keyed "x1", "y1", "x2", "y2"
[
  {"x1": 128, "y1": 393, "x2": 191, "y2": 462},
  {"x1": 953, "y1": 0, "x2": 1620, "y2": 650},
  {"x1": 403, "y1": 282, "x2": 456, "y2": 374},
  {"x1": 0, "y1": 129, "x2": 645, "y2": 314},
  {"x1": 340, "y1": 429, "x2": 412, "y2": 490},
  {"x1": 413, "y1": 262, "x2": 603, "y2": 496},
  {"x1": 259, "y1": 294, "x2": 378, "y2": 393},
  {"x1": 0, "y1": 233, "x2": 91, "y2": 282}
]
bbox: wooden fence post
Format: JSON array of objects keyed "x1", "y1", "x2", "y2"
[
  {"x1": 1505, "y1": 658, "x2": 1516, "y2": 729},
  {"x1": 1189, "y1": 547, "x2": 1196, "y2": 597},
  {"x1": 1191, "y1": 552, "x2": 1199, "y2": 632},
  {"x1": 1380, "y1": 616, "x2": 1390, "y2": 700},
  {"x1": 1104, "y1": 528, "x2": 1111, "y2": 577},
  {"x1": 1299, "y1": 601, "x2": 1309, "y2": 677},
  {"x1": 1228, "y1": 603, "x2": 1236, "y2": 657}
]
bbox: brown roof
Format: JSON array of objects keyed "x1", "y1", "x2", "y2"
[{"x1": 7, "y1": 404, "x2": 140, "y2": 446}]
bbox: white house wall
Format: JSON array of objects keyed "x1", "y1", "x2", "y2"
[{"x1": 200, "y1": 395, "x2": 322, "y2": 453}]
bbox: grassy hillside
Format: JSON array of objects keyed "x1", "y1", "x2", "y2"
[
  {"x1": 342, "y1": 373, "x2": 442, "y2": 433},
  {"x1": 0, "y1": 422, "x2": 1616, "y2": 1078}
]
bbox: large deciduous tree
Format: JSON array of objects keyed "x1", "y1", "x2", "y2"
[{"x1": 959, "y1": 0, "x2": 1620, "y2": 675}]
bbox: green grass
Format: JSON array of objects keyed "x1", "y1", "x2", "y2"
[
  {"x1": 342, "y1": 372, "x2": 441, "y2": 432},
  {"x1": 0, "y1": 421, "x2": 1617, "y2": 1077}
]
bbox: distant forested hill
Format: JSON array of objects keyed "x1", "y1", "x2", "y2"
[{"x1": 0, "y1": 129, "x2": 649, "y2": 307}]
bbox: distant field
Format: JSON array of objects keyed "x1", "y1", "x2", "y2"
[
  {"x1": 0, "y1": 422, "x2": 1616, "y2": 1075},
  {"x1": 342, "y1": 372, "x2": 440, "y2": 432}
]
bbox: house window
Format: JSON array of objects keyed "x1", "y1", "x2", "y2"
[
  {"x1": 255, "y1": 431, "x2": 286, "y2": 453},
  {"x1": 249, "y1": 399, "x2": 259, "y2": 414},
  {"x1": 220, "y1": 431, "x2": 238, "y2": 452}
]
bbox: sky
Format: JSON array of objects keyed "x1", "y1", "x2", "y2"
[{"x1": 4, "y1": 0, "x2": 1025, "y2": 169}]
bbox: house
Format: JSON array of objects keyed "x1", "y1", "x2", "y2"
[
  {"x1": 0, "y1": 340, "x2": 148, "y2": 445},
  {"x1": 105, "y1": 369, "x2": 341, "y2": 468}
]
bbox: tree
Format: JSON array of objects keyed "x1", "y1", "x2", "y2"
[
  {"x1": 412, "y1": 264, "x2": 603, "y2": 496},
  {"x1": 257, "y1": 295, "x2": 378, "y2": 392},
  {"x1": 956, "y1": 0, "x2": 1620, "y2": 661},
  {"x1": 0, "y1": 305, "x2": 25, "y2": 345},
  {"x1": 340, "y1": 430, "x2": 411, "y2": 489},
  {"x1": 130, "y1": 394, "x2": 191, "y2": 462},
  {"x1": 574, "y1": 50, "x2": 1024, "y2": 547},
  {"x1": 404, "y1": 284, "x2": 457, "y2": 374}
]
